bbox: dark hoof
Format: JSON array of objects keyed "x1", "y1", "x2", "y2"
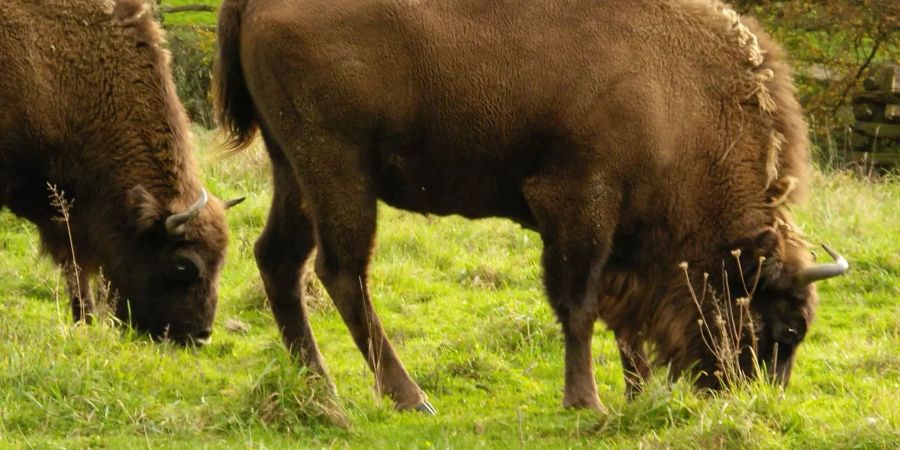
[{"x1": 414, "y1": 401, "x2": 437, "y2": 415}]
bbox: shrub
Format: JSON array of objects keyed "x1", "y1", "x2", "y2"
[
  {"x1": 734, "y1": 1, "x2": 899, "y2": 166},
  {"x1": 166, "y1": 25, "x2": 217, "y2": 128}
]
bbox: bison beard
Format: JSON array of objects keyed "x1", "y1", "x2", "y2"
[
  {"x1": 215, "y1": 0, "x2": 848, "y2": 412},
  {"x1": 0, "y1": 0, "x2": 239, "y2": 345}
]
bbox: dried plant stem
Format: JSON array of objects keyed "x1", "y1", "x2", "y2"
[
  {"x1": 47, "y1": 183, "x2": 86, "y2": 323},
  {"x1": 681, "y1": 253, "x2": 765, "y2": 388}
]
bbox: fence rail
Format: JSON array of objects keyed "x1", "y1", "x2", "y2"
[{"x1": 851, "y1": 64, "x2": 900, "y2": 166}]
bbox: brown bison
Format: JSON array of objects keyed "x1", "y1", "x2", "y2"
[
  {"x1": 0, "y1": 0, "x2": 240, "y2": 344},
  {"x1": 215, "y1": 0, "x2": 848, "y2": 412}
]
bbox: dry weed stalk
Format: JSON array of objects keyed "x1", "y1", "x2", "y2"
[
  {"x1": 95, "y1": 267, "x2": 119, "y2": 319},
  {"x1": 679, "y1": 250, "x2": 767, "y2": 388},
  {"x1": 47, "y1": 183, "x2": 86, "y2": 323}
]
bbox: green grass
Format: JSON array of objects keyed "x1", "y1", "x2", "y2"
[
  {"x1": 1, "y1": 129, "x2": 898, "y2": 449},
  {"x1": 160, "y1": 0, "x2": 219, "y2": 27}
]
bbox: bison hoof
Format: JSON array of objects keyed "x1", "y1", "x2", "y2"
[
  {"x1": 414, "y1": 400, "x2": 437, "y2": 415},
  {"x1": 563, "y1": 397, "x2": 607, "y2": 413}
]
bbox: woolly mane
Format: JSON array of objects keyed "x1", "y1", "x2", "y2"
[
  {"x1": 716, "y1": 1, "x2": 810, "y2": 201},
  {"x1": 104, "y1": 0, "x2": 199, "y2": 208},
  {"x1": 729, "y1": 5, "x2": 812, "y2": 256},
  {"x1": 680, "y1": 0, "x2": 812, "y2": 248},
  {"x1": 111, "y1": 0, "x2": 192, "y2": 144}
]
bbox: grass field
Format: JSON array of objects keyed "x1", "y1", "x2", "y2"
[
  {"x1": 1, "y1": 127, "x2": 898, "y2": 449},
  {"x1": 159, "y1": 0, "x2": 219, "y2": 26}
]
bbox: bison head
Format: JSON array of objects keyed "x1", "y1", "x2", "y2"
[
  {"x1": 688, "y1": 226, "x2": 847, "y2": 389},
  {"x1": 100, "y1": 185, "x2": 240, "y2": 345}
]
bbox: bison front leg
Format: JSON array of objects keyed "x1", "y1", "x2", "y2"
[
  {"x1": 64, "y1": 262, "x2": 94, "y2": 323},
  {"x1": 558, "y1": 305, "x2": 603, "y2": 411},
  {"x1": 615, "y1": 332, "x2": 650, "y2": 399},
  {"x1": 255, "y1": 138, "x2": 332, "y2": 384},
  {"x1": 524, "y1": 158, "x2": 621, "y2": 412},
  {"x1": 293, "y1": 133, "x2": 432, "y2": 414}
]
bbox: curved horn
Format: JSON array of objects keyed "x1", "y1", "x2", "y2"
[
  {"x1": 165, "y1": 189, "x2": 209, "y2": 235},
  {"x1": 223, "y1": 196, "x2": 246, "y2": 209},
  {"x1": 795, "y1": 244, "x2": 849, "y2": 285}
]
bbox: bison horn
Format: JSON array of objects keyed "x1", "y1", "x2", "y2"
[
  {"x1": 165, "y1": 188, "x2": 209, "y2": 235},
  {"x1": 223, "y1": 197, "x2": 246, "y2": 209},
  {"x1": 795, "y1": 244, "x2": 849, "y2": 285}
]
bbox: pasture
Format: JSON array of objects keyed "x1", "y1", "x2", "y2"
[{"x1": 0, "y1": 128, "x2": 897, "y2": 448}]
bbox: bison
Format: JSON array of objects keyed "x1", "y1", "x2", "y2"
[
  {"x1": 0, "y1": 0, "x2": 240, "y2": 344},
  {"x1": 215, "y1": 0, "x2": 848, "y2": 412}
]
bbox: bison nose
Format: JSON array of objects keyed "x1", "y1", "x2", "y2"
[{"x1": 190, "y1": 328, "x2": 213, "y2": 346}]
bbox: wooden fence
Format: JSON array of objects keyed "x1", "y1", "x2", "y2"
[{"x1": 851, "y1": 64, "x2": 900, "y2": 166}]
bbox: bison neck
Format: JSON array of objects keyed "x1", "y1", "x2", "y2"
[{"x1": 3, "y1": 126, "x2": 200, "y2": 268}]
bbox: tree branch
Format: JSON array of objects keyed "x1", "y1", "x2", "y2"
[{"x1": 831, "y1": 31, "x2": 886, "y2": 114}]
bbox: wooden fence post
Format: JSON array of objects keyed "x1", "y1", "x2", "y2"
[{"x1": 850, "y1": 64, "x2": 900, "y2": 166}]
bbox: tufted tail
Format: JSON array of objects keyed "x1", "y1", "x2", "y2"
[{"x1": 213, "y1": 0, "x2": 257, "y2": 151}]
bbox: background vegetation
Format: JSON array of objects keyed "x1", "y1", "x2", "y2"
[
  {"x1": 737, "y1": 0, "x2": 899, "y2": 165},
  {"x1": 0, "y1": 1, "x2": 898, "y2": 448}
]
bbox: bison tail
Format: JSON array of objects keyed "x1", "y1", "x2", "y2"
[{"x1": 214, "y1": 0, "x2": 257, "y2": 152}]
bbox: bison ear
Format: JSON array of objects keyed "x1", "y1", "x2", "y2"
[
  {"x1": 127, "y1": 185, "x2": 163, "y2": 231},
  {"x1": 729, "y1": 227, "x2": 780, "y2": 259},
  {"x1": 730, "y1": 227, "x2": 781, "y2": 264},
  {"x1": 750, "y1": 227, "x2": 780, "y2": 256},
  {"x1": 730, "y1": 227, "x2": 783, "y2": 289}
]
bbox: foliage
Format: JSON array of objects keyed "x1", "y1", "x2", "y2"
[
  {"x1": 734, "y1": 1, "x2": 900, "y2": 164},
  {"x1": 156, "y1": 0, "x2": 219, "y2": 26},
  {"x1": 0, "y1": 129, "x2": 898, "y2": 448},
  {"x1": 154, "y1": 1, "x2": 219, "y2": 128},
  {"x1": 166, "y1": 25, "x2": 217, "y2": 128}
]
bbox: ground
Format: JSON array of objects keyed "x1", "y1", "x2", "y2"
[{"x1": 0, "y1": 128, "x2": 897, "y2": 449}]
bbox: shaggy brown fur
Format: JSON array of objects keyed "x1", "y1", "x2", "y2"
[
  {"x1": 1, "y1": 0, "x2": 232, "y2": 344},
  {"x1": 216, "y1": 0, "x2": 826, "y2": 411}
]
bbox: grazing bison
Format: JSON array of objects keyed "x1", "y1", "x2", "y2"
[
  {"x1": 215, "y1": 0, "x2": 848, "y2": 412},
  {"x1": 0, "y1": 0, "x2": 240, "y2": 344}
]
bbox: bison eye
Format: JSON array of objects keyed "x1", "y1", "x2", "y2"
[{"x1": 169, "y1": 256, "x2": 200, "y2": 281}]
